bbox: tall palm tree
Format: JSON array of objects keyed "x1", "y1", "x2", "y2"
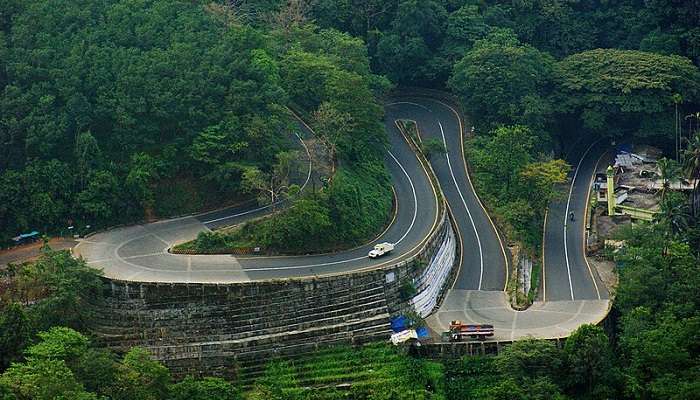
[
  {"x1": 657, "y1": 157, "x2": 682, "y2": 202},
  {"x1": 682, "y1": 132, "x2": 700, "y2": 216},
  {"x1": 655, "y1": 193, "x2": 691, "y2": 236}
]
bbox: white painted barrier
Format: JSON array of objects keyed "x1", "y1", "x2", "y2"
[{"x1": 411, "y1": 224, "x2": 457, "y2": 317}]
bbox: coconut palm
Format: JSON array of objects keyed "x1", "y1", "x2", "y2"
[
  {"x1": 682, "y1": 132, "x2": 700, "y2": 216},
  {"x1": 683, "y1": 132, "x2": 700, "y2": 179},
  {"x1": 656, "y1": 157, "x2": 682, "y2": 201},
  {"x1": 655, "y1": 192, "x2": 691, "y2": 236}
]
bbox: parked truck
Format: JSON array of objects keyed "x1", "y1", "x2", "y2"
[
  {"x1": 446, "y1": 320, "x2": 494, "y2": 341},
  {"x1": 368, "y1": 242, "x2": 394, "y2": 258}
]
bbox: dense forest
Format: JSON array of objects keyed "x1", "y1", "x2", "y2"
[
  {"x1": 0, "y1": 0, "x2": 394, "y2": 252},
  {"x1": 1, "y1": 0, "x2": 699, "y2": 399},
  {"x1": 2, "y1": 0, "x2": 699, "y2": 253}
]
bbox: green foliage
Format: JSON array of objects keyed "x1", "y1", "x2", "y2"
[
  {"x1": 245, "y1": 343, "x2": 444, "y2": 399},
  {"x1": 180, "y1": 20, "x2": 392, "y2": 254},
  {"x1": 554, "y1": 49, "x2": 700, "y2": 140},
  {"x1": 496, "y1": 339, "x2": 563, "y2": 382},
  {"x1": 110, "y1": 347, "x2": 172, "y2": 400},
  {"x1": 467, "y1": 125, "x2": 569, "y2": 250},
  {"x1": 0, "y1": 0, "x2": 292, "y2": 238},
  {"x1": 420, "y1": 138, "x2": 446, "y2": 160},
  {"x1": 170, "y1": 376, "x2": 241, "y2": 400},
  {"x1": 398, "y1": 281, "x2": 417, "y2": 301},
  {"x1": 611, "y1": 223, "x2": 700, "y2": 399},
  {"x1": 563, "y1": 325, "x2": 619, "y2": 399},
  {"x1": 0, "y1": 358, "x2": 98, "y2": 400},
  {"x1": 248, "y1": 361, "x2": 303, "y2": 400},
  {"x1": 26, "y1": 327, "x2": 90, "y2": 363},
  {"x1": 374, "y1": 0, "x2": 448, "y2": 84},
  {"x1": 0, "y1": 304, "x2": 30, "y2": 370},
  {"x1": 2, "y1": 249, "x2": 103, "y2": 333},
  {"x1": 449, "y1": 29, "x2": 556, "y2": 134}
]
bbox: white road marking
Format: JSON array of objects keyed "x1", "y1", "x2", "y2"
[
  {"x1": 389, "y1": 150, "x2": 418, "y2": 245},
  {"x1": 563, "y1": 141, "x2": 598, "y2": 301},
  {"x1": 241, "y1": 150, "x2": 418, "y2": 271},
  {"x1": 438, "y1": 121, "x2": 485, "y2": 290},
  {"x1": 108, "y1": 148, "x2": 421, "y2": 273},
  {"x1": 427, "y1": 98, "x2": 510, "y2": 290},
  {"x1": 386, "y1": 101, "x2": 431, "y2": 111},
  {"x1": 542, "y1": 209, "x2": 548, "y2": 302}
]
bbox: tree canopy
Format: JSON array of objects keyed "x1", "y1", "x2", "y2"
[{"x1": 554, "y1": 48, "x2": 700, "y2": 139}]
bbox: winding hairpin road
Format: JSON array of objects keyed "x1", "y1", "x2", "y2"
[{"x1": 74, "y1": 94, "x2": 609, "y2": 341}]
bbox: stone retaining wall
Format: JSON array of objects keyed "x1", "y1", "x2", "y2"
[
  {"x1": 88, "y1": 94, "x2": 460, "y2": 378},
  {"x1": 92, "y1": 212, "x2": 458, "y2": 379}
]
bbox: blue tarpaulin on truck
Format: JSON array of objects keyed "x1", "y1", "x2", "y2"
[
  {"x1": 12, "y1": 231, "x2": 39, "y2": 242},
  {"x1": 416, "y1": 326, "x2": 430, "y2": 338},
  {"x1": 390, "y1": 316, "x2": 407, "y2": 333}
]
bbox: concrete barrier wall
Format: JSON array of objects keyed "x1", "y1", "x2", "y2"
[
  {"x1": 412, "y1": 222, "x2": 456, "y2": 317},
  {"x1": 92, "y1": 212, "x2": 457, "y2": 378}
]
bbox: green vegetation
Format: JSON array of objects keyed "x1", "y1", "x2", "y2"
[
  {"x1": 2, "y1": 0, "x2": 700, "y2": 398},
  {"x1": 3, "y1": 217, "x2": 700, "y2": 399},
  {"x1": 0, "y1": 0, "x2": 293, "y2": 237},
  {"x1": 0, "y1": 249, "x2": 102, "y2": 366},
  {"x1": 247, "y1": 344, "x2": 444, "y2": 399},
  {"x1": 467, "y1": 125, "x2": 569, "y2": 250},
  {"x1": 184, "y1": 21, "x2": 394, "y2": 254},
  {"x1": 554, "y1": 49, "x2": 700, "y2": 140},
  {"x1": 0, "y1": 0, "x2": 393, "y2": 256},
  {"x1": 0, "y1": 327, "x2": 240, "y2": 400}
]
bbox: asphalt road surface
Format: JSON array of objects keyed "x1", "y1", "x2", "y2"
[
  {"x1": 74, "y1": 93, "x2": 609, "y2": 340},
  {"x1": 542, "y1": 140, "x2": 610, "y2": 302},
  {"x1": 74, "y1": 112, "x2": 439, "y2": 283},
  {"x1": 386, "y1": 98, "x2": 507, "y2": 291},
  {"x1": 407, "y1": 95, "x2": 610, "y2": 340}
]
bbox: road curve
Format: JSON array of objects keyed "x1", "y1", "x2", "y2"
[
  {"x1": 74, "y1": 110, "x2": 439, "y2": 283},
  {"x1": 74, "y1": 92, "x2": 609, "y2": 341},
  {"x1": 416, "y1": 94, "x2": 610, "y2": 341}
]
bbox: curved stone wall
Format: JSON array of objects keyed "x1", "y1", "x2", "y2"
[{"x1": 91, "y1": 211, "x2": 458, "y2": 378}]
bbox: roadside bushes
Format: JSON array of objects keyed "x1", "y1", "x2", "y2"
[
  {"x1": 466, "y1": 125, "x2": 569, "y2": 250},
  {"x1": 193, "y1": 161, "x2": 392, "y2": 254}
]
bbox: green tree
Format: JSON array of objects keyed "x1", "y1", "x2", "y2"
[
  {"x1": 483, "y1": 377, "x2": 568, "y2": 400},
  {"x1": 449, "y1": 29, "x2": 555, "y2": 133},
  {"x1": 109, "y1": 347, "x2": 171, "y2": 400},
  {"x1": 442, "y1": 4, "x2": 491, "y2": 56},
  {"x1": 563, "y1": 324, "x2": 618, "y2": 399},
  {"x1": 374, "y1": 0, "x2": 448, "y2": 84},
  {"x1": 75, "y1": 169, "x2": 120, "y2": 224},
  {"x1": 682, "y1": 132, "x2": 700, "y2": 216},
  {"x1": 495, "y1": 339, "x2": 563, "y2": 382},
  {"x1": 126, "y1": 152, "x2": 161, "y2": 214},
  {"x1": 14, "y1": 250, "x2": 103, "y2": 332},
  {"x1": 420, "y1": 138, "x2": 446, "y2": 160},
  {"x1": 655, "y1": 191, "x2": 691, "y2": 236},
  {"x1": 242, "y1": 150, "x2": 300, "y2": 207},
  {"x1": 0, "y1": 303, "x2": 31, "y2": 370},
  {"x1": 469, "y1": 125, "x2": 534, "y2": 197},
  {"x1": 74, "y1": 131, "x2": 102, "y2": 190},
  {"x1": 0, "y1": 358, "x2": 97, "y2": 400},
  {"x1": 25, "y1": 327, "x2": 89, "y2": 365},
  {"x1": 520, "y1": 159, "x2": 570, "y2": 210},
  {"x1": 657, "y1": 157, "x2": 682, "y2": 201},
  {"x1": 169, "y1": 376, "x2": 241, "y2": 400},
  {"x1": 554, "y1": 49, "x2": 700, "y2": 141}
]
